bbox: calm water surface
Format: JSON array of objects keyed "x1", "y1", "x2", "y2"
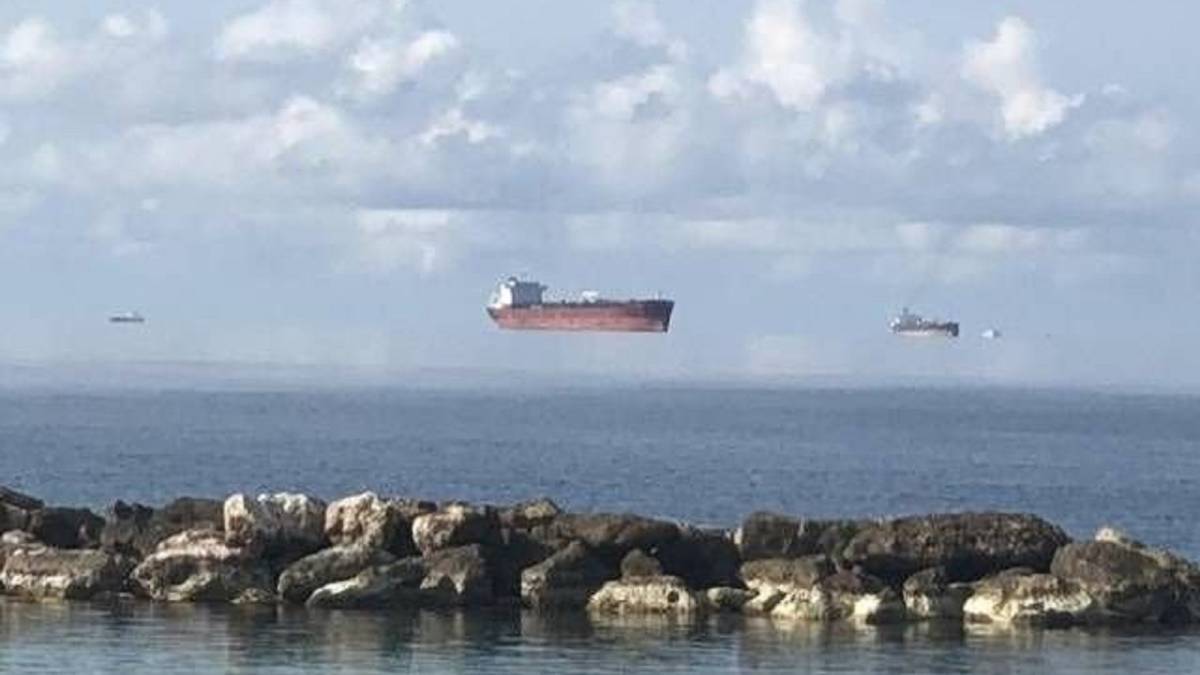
[{"x1": 1, "y1": 385, "x2": 1199, "y2": 672}]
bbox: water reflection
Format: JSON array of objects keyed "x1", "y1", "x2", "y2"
[{"x1": 1, "y1": 599, "x2": 1198, "y2": 673}]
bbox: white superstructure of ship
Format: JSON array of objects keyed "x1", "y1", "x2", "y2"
[{"x1": 889, "y1": 307, "x2": 958, "y2": 338}]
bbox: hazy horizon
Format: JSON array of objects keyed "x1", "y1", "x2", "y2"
[{"x1": 1, "y1": 1, "x2": 1197, "y2": 388}]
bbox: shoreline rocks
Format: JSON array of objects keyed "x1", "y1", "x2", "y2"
[{"x1": 3, "y1": 485, "x2": 1199, "y2": 632}]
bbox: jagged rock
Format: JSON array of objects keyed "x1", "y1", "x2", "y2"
[
  {"x1": 620, "y1": 549, "x2": 663, "y2": 579},
  {"x1": 1050, "y1": 535, "x2": 1198, "y2": 624},
  {"x1": 703, "y1": 586, "x2": 757, "y2": 612},
  {"x1": 306, "y1": 558, "x2": 427, "y2": 609},
  {"x1": 587, "y1": 575, "x2": 702, "y2": 615},
  {"x1": 771, "y1": 570, "x2": 906, "y2": 624},
  {"x1": 543, "y1": 513, "x2": 680, "y2": 564},
  {"x1": 277, "y1": 544, "x2": 396, "y2": 604},
  {"x1": 521, "y1": 541, "x2": 615, "y2": 610},
  {"x1": 653, "y1": 525, "x2": 742, "y2": 589},
  {"x1": 843, "y1": 513, "x2": 1070, "y2": 584},
  {"x1": 736, "y1": 512, "x2": 863, "y2": 562},
  {"x1": 1, "y1": 547, "x2": 133, "y2": 600},
  {"x1": 411, "y1": 503, "x2": 501, "y2": 556},
  {"x1": 490, "y1": 528, "x2": 561, "y2": 598},
  {"x1": 500, "y1": 498, "x2": 562, "y2": 530},
  {"x1": 903, "y1": 567, "x2": 974, "y2": 620},
  {"x1": 130, "y1": 529, "x2": 272, "y2": 602},
  {"x1": 741, "y1": 556, "x2": 834, "y2": 592},
  {"x1": 101, "y1": 498, "x2": 224, "y2": 558},
  {"x1": 0, "y1": 487, "x2": 42, "y2": 533},
  {"x1": 27, "y1": 507, "x2": 105, "y2": 549},
  {"x1": 324, "y1": 493, "x2": 431, "y2": 556},
  {"x1": 232, "y1": 588, "x2": 277, "y2": 605},
  {"x1": 224, "y1": 493, "x2": 327, "y2": 562},
  {"x1": 420, "y1": 544, "x2": 493, "y2": 606},
  {"x1": 964, "y1": 570, "x2": 1094, "y2": 626}
]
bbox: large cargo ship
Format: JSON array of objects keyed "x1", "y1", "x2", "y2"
[
  {"x1": 487, "y1": 277, "x2": 674, "y2": 333},
  {"x1": 889, "y1": 307, "x2": 959, "y2": 338}
]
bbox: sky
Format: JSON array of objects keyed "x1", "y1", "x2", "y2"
[{"x1": 0, "y1": 0, "x2": 1197, "y2": 388}]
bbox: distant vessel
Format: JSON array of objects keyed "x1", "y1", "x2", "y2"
[
  {"x1": 109, "y1": 311, "x2": 146, "y2": 324},
  {"x1": 981, "y1": 328, "x2": 1002, "y2": 340},
  {"x1": 889, "y1": 307, "x2": 958, "y2": 338},
  {"x1": 487, "y1": 277, "x2": 674, "y2": 333}
]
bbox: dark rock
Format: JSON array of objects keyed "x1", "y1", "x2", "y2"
[
  {"x1": 277, "y1": 544, "x2": 396, "y2": 604},
  {"x1": 421, "y1": 544, "x2": 494, "y2": 606},
  {"x1": 544, "y1": 513, "x2": 680, "y2": 564},
  {"x1": 130, "y1": 529, "x2": 272, "y2": 602},
  {"x1": 653, "y1": 526, "x2": 741, "y2": 589},
  {"x1": 1, "y1": 547, "x2": 134, "y2": 600},
  {"x1": 736, "y1": 512, "x2": 864, "y2": 562},
  {"x1": 903, "y1": 567, "x2": 974, "y2": 620},
  {"x1": 620, "y1": 549, "x2": 663, "y2": 579},
  {"x1": 703, "y1": 586, "x2": 757, "y2": 612},
  {"x1": 521, "y1": 541, "x2": 616, "y2": 610},
  {"x1": 1051, "y1": 540, "x2": 1191, "y2": 623},
  {"x1": 306, "y1": 557, "x2": 428, "y2": 609},
  {"x1": 28, "y1": 507, "x2": 105, "y2": 549},
  {"x1": 411, "y1": 503, "x2": 501, "y2": 556},
  {"x1": 101, "y1": 498, "x2": 224, "y2": 558},
  {"x1": 842, "y1": 512, "x2": 1070, "y2": 584},
  {"x1": 740, "y1": 556, "x2": 835, "y2": 589},
  {"x1": 500, "y1": 498, "x2": 562, "y2": 530},
  {"x1": 0, "y1": 486, "x2": 41, "y2": 532},
  {"x1": 489, "y1": 528, "x2": 561, "y2": 599}
]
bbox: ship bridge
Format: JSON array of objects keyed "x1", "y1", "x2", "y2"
[{"x1": 490, "y1": 277, "x2": 547, "y2": 308}]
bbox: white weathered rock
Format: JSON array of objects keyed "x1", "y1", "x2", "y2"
[
  {"x1": 1, "y1": 547, "x2": 133, "y2": 600},
  {"x1": 703, "y1": 586, "x2": 757, "y2": 612},
  {"x1": 903, "y1": 568, "x2": 973, "y2": 620},
  {"x1": 324, "y1": 492, "x2": 412, "y2": 552},
  {"x1": 411, "y1": 503, "x2": 499, "y2": 555},
  {"x1": 770, "y1": 571, "x2": 906, "y2": 624},
  {"x1": 964, "y1": 572, "x2": 1095, "y2": 626},
  {"x1": 131, "y1": 529, "x2": 271, "y2": 602},
  {"x1": 224, "y1": 493, "x2": 327, "y2": 556},
  {"x1": 587, "y1": 575, "x2": 702, "y2": 615}
]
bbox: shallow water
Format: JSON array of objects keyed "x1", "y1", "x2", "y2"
[{"x1": 2, "y1": 385, "x2": 1200, "y2": 672}]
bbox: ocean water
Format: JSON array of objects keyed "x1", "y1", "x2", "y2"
[{"x1": 2, "y1": 384, "x2": 1200, "y2": 672}]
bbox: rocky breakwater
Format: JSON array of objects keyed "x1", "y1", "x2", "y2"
[{"x1": 3, "y1": 485, "x2": 1200, "y2": 631}]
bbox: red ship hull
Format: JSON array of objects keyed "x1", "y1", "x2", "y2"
[{"x1": 488, "y1": 300, "x2": 674, "y2": 333}]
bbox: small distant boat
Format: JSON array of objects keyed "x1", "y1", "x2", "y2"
[
  {"x1": 981, "y1": 328, "x2": 1002, "y2": 340},
  {"x1": 889, "y1": 307, "x2": 958, "y2": 338},
  {"x1": 109, "y1": 311, "x2": 146, "y2": 324}
]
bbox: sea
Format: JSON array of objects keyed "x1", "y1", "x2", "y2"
[{"x1": 2, "y1": 382, "x2": 1199, "y2": 673}]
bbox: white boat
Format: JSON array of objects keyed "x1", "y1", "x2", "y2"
[
  {"x1": 109, "y1": 311, "x2": 146, "y2": 324},
  {"x1": 889, "y1": 307, "x2": 959, "y2": 338}
]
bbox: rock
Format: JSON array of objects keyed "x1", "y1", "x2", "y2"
[
  {"x1": 420, "y1": 544, "x2": 494, "y2": 607},
  {"x1": 736, "y1": 512, "x2": 863, "y2": 562},
  {"x1": 1050, "y1": 538, "x2": 1196, "y2": 623},
  {"x1": 544, "y1": 513, "x2": 680, "y2": 563},
  {"x1": 843, "y1": 512, "x2": 1070, "y2": 584},
  {"x1": 277, "y1": 544, "x2": 396, "y2": 604},
  {"x1": 771, "y1": 570, "x2": 906, "y2": 624},
  {"x1": 411, "y1": 503, "x2": 501, "y2": 556},
  {"x1": 27, "y1": 507, "x2": 105, "y2": 549},
  {"x1": 587, "y1": 575, "x2": 702, "y2": 615},
  {"x1": 903, "y1": 567, "x2": 974, "y2": 620},
  {"x1": 130, "y1": 529, "x2": 272, "y2": 602},
  {"x1": 490, "y1": 528, "x2": 561, "y2": 599},
  {"x1": 500, "y1": 498, "x2": 562, "y2": 530},
  {"x1": 1, "y1": 547, "x2": 134, "y2": 600},
  {"x1": 232, "y1": 588, "x2": 277, "y2": 605},
  {"x1": 101, "y1": 497, "x2": 225, "y2": 558},
  {"x1": 306, "y1": 558, "x2": 427, "y2": 609},
  {"x1": 741, "y1": 556, "x2": 834, "y2": 592},
  {"x1": 620, "y1": 549, "x2": 663, "y2": 579},
  {"x1": 521, "y1": 541, "x2": 615, "y2": 610},
  {"x1": 0, "y1": 487, "x2": 42, "y2": 532},
  {"x1": 964, "y1": 570, "x2": 1094, "y2": 627},
  {"x1": 703, "y1": 586, "x2": 757, "y2": 612},
  {"x1": 224, "y1": 493, "x2": 327, "y2": 562},
  {"x1": 324, "y1": 493, "x2": 431, "y2": 556},
  {"x1": 653, "y1": 526, "x2": 742, "y2": 589}
]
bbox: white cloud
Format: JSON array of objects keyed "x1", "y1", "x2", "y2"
[
  {"x1": 962, "y1": 17, "x2": 1083, "y2": 140},
  {"x1": 346, "y1": 29, "x2": 459, "y2": 99},
  {"x1": 419, "y1": 107, "x2": 498, "y2": 146},
  {"x1": 0, "y1": 19, "x2": 70, "y2": 100},
  {"x1": 354, "y1": 208, "x2": 457, "y2": 274},
  {"x1": 215, "y1": 0, "x2": 388, "y2": 62}
]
